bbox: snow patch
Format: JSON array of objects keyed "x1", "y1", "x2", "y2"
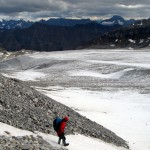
[
  {"x1": 17, "y1": 23, "x2": 22, "y2": 26},
  {"x1": 139, "y1": 39, "x2": 144, "y2": 43},
  {"x1": 101, "y1": 21, "x2": 115, "y2": 25},
  {"x1": 0, "y1": 122, "x2": 126, "y2": 150},
  {"x1": 110, "y1": 44, "x2": 115, "y2": 47},
  {"x1": 128, "y1": 47, "x2": 134, "y2": 50},
  {"x1": 128, "y1": 39, "x2": 136, "y2": 43},
  {"x1": 0, "y1": 122, "x2": 33, "y2": 137},
  {"x1": 118, "y1": 20, "x2": 124, "y2": 25}
]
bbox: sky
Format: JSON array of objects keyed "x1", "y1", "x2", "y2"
[{"x1": 0, "y1": 0, "x2": 149, "y2": 20}]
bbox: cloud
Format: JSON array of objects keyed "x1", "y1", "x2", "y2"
[
  {"x1": 116, "y1": 4, "x2": 149, "y2": 9},
  {"x1": 0, "y1": 0, "x2": 69, "y2": 14},
  {"x1": 0, "y1": 0, "x2": 149, "y2": 20}
]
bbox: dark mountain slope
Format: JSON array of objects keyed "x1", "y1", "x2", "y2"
[
  {"x1": 81, "y1": 23, "x2": 150, "y2": 49},
  {"x1": 132, "y1": 18, "x2": 150, "y2": 27},
  {"x1": 0, "y1": 22, "x2": 122, "y2": 51}
]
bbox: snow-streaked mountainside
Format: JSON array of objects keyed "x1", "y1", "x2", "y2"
[
  {"x1": 82, "y1": 24, "x2": 150, "y2": 49},
  {"x1": 0, "y1": 19, "x2": 33, "y2": 29},
  {"x1": 0, "y1": 49, "x2": 150, "y2": 150},
  {"x1": 100, "y1": 15, "x2": 135, "y2": 26}
]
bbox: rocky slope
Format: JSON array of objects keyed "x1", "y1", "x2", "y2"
[
  {"x1": 0, "y1": 135, "x2": 65, "y2": 150},
  {"x1": 0, "y1": 50, "x2": 35, "y2": 62},
  {"x1": 0, "y1": 74, "x2": 129, "y2": 149},
  {"x1": 80, "y1": 18, "x2": 150, "y2": 49}
]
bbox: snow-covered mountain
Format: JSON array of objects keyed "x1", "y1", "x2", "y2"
[
  {"x1": 0, "y1": 19, "x2": 33, "y2": 29},
  {"x1": 99, "y1": 15, "x2": 135, "y2": 26}
]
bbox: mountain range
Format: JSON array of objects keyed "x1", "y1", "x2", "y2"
[
  {"x1": 0, "y1": 16, "x2": 149, "y2": 51},
  {"x1": 0, "y1": 22, "x2": 122, "y2": 51},
  {"x1": 0, "y1": 15, "x2": 136, "y2": 29}
]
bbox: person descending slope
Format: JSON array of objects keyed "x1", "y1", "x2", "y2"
[{"x1": 53, "y1": 116, "x2": 69, "y2": 146}]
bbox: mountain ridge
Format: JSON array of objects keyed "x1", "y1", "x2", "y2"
[
  {"x1": 100, "y1": 15, "x2": 135, "y2": 26},
  {"x1": 0, "y1": 15, "x2": 136, "y2": 29},
  {"x1": 0, "y1": 22, "x2": 122, "y2": 51}
]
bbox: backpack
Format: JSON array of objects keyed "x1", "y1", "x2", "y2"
[{"x1": 53, "y1": 117, "x2": 63, "y2": 131}]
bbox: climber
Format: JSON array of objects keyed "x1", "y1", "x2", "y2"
[{"x1": 53, "y1": 116, "x2": 69, "y2": 146}]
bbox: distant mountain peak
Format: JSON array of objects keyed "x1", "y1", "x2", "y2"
[
  {"x1": 100, "y1": 15, "x2": 135, "y2": 26},
  {"x1": 100, "y1": 15, "x2": 125, "y2": 26},
  {"x1": 111, "y1": 15, "x2": 125, "y2": 21}
]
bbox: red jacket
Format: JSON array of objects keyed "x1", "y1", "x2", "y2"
[{"x1": 56, "y1": 117, "x2": 69, "y2": 136}]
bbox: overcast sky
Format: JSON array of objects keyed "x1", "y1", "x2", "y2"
[{"x1": 0, "y1": 0, "x2": 149, "y2": 20}]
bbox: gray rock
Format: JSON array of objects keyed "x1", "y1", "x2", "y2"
[
  {"x1": 0, "y1": 135, "x2": 66, "y2": 150},
  {"x1": 21, "y1": 144, "x2": 30, "y2": 150}
]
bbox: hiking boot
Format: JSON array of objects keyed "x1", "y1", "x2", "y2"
[
  {"x1": 64, "y1": 143, "x2": 69, "y2": 146},
  {"x1": 58, "y1": 138, "x2": 61, "y2": 144}
]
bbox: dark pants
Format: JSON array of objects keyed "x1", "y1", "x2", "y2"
[{"x1": 58, "y1": 133, "x2": 66, "y2": 145}]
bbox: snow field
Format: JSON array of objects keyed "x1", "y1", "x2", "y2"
[
  {"x1": 37, "y1": 87, "x2": 150, "y2": 150},
  {"x1": 1, "y1": 49, "x2": 150, "y2": 150}
]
